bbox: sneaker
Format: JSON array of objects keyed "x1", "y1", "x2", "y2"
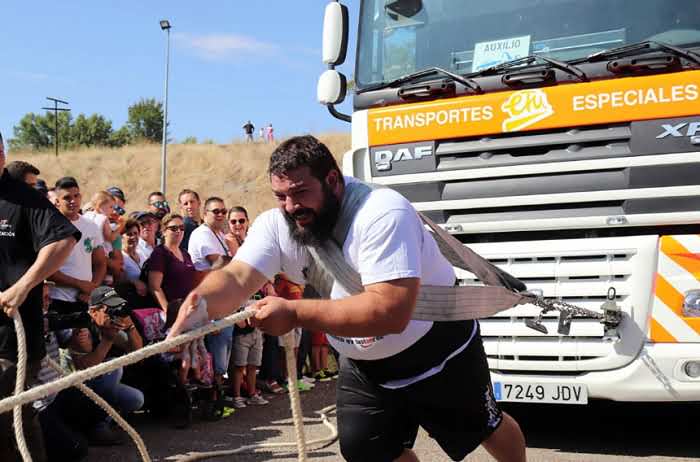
[
  {"x1": 246, "y1": 394, "x2": 269, "y2": 405},
  {"x1": 301, "y1": 375, "x2": 316, "y2": 384},
  {"x1": 313, "y1": 370, "x2": 332, "y2": 382},
  {"x1": 262, "y1": 379, "x2": 286, "y2": 394},
  {"x1": 232, "y1": 396, "x2": 247, "y2": 409},
  {"x1": 323, "y1": 368, "x2": 339, "y2": 379},
  {"x1": 297, "y1": 379, "x2": 313, "y2": 391}
]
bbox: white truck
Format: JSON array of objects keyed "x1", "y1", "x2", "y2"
[{"x1": 317, "y1": 0, "x2": 700, "y2": 404}]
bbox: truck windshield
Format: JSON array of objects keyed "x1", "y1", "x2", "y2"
[{"x1": 356, "y1": 0, "x2": 700, "y2": 88}]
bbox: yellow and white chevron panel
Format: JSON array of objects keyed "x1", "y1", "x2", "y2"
[{"x1": 649, "y1": 235, "x2": 700, "y2": 343}]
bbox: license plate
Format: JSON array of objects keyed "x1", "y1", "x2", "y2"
[{"x1": 493, "y1": 382, "x2": 588, "y2": 404}]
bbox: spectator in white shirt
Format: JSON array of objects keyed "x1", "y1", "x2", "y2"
[
  {"x1": 48, "y1": 177, "x2": 107, "y2": 313},
  {"x1": 187, "y1": 197, "x2": 233, "y2": 389},
  {"x1": 187, "y1": 197, "x2": 230, "y2": 271}
]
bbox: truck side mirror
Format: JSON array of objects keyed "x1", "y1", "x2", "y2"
[
  {"x1": 317, "y1": 69, "x2": 347, "y2": 105},
  {"x1": 322, "y1": 2, "x2": 349, "y2": 65}
]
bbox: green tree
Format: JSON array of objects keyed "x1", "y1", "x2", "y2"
[
  {"x1": 109, "y1": 126, "x2": 131, "y2": 147},
  {"x1": 70, "y1": 113, "x2": 114, "y2": 147},
  {"x1": 182, "y1": 136, "x2": 198, "y2": 144},
  {"x1": 127, "y1": 98, "x2": 164, "y2": 143},
  {"x1": 11, "y1": 111, "x2": 72, "y2": 150}
]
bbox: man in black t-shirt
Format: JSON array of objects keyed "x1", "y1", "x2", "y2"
[
  {"x1": 0, "y1": 131, "x2": 81, "y2": 460},
  {"x1": 242, "y1": 120, "x2": 255, "y2": 143}
]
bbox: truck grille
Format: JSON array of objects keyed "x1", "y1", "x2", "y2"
[{"x1": 458, "y1": 236, "x2": 657, "y2": 372}]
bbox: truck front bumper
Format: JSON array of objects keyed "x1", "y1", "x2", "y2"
[{"x1": 490, "y1": 342, "x2": 700, "y2": 402}]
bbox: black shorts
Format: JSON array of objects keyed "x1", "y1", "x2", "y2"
[{"x1": 336, "y1": 326, "x2": 502, "y2": 462}]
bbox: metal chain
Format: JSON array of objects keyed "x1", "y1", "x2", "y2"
[{"x1": 531, "y1": 297, "x2": 604, "y2": 319}]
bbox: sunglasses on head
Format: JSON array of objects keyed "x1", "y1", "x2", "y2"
[
  {"x1": 208, "y1": 208, "x2": 227, "y2": 215},
  {"x1": 229, "y1": 218, "x2": 247, "y2": 225},
  {"x1": 165, "y1": 224, "x2": 185, "y2": 232}
]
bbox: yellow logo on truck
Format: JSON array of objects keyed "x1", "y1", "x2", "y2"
[
  {"x1": 501, "y1": 89, "x2": 554, "y2": 132},
  {"x1": 367, "y1": 70, "x2": 700, "y2": 146}
]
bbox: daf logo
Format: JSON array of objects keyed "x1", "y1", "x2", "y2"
[
  {"x1": 374, "y1": 144, "x2": 434, "y2": 172},
  {"x1": 656, "y1": 121, "x2": 700, "y2": 139}
]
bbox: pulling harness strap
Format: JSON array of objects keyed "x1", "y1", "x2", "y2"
[{"x1": 304, "y1": 181, "x2": 533, "y2": 321}]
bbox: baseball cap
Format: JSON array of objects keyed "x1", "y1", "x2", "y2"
[
  {"x1": 106, "y1": 186, "x2": 126, "y2": 202},
  {"x1": 89, "y1": 286, "x2": 127, "y2": 308},
  {"x1": 132, "y1": 211, "x2": 158, "y2": 222}
]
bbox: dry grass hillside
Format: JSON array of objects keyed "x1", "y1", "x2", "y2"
[{"x1": 12, "y1": 133, "x2": 350, "y2": 219}]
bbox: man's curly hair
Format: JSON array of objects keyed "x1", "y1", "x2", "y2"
[{"x1": 268, "y1": 135, "x2": 343, "y2": 184}]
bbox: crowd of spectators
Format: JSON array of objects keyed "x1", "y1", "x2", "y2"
[{"x1": 1, "y1": 151, "x2": 338, "y2": 462}]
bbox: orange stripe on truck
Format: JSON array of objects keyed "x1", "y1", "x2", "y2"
[
  {"x1": 649, "y1": 317, "x2": 677, "y2": 343},
  {"x1": 654, "y1": 273, "x2": 686, "y2": 317},
  {"x1": 367, "y1": 70, "x2": 700, "y2": 146},
  {"x1": 660, "y1": 236, "x2": 700, "y2": 277}
]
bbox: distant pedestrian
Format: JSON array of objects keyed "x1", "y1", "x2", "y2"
[
  {"x1": 259, "y1": 127, "x2": 265, "y2": 142},
  {"x1": 265, "y1": 123, "x2": 275, "y2": 143},
  {"x1": 242, "y1": 120, "x2": 255, "y2": 143}
]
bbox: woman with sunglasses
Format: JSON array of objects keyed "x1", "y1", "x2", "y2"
[
  {"x1": 225, "y1": 206, "x2": 249, "y2": 256},
  {"x1": 147, "y1": 214, "x2": 196, "y2": 313}
]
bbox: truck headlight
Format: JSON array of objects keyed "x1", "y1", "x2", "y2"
[
  {"x1": 684, "y1": 361, "x2": 700, "y2": 379},
  {"x1": 683, "y1": 290, "x2": 700, "y2": 317}
]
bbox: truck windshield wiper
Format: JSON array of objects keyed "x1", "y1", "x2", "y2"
[
  {"x1": 582, "y1": 40, "x2": 700, "y2": 66},
  {"x1": 356, "y1": 66, "x2": 482, "y2": 94},
  {"x1": 467, "y1": 55, "x2": 588, "y2": 82}
]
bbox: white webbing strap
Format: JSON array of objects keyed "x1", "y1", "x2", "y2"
[{"x1": 304, "y1": 180, "x2": 532, "y2": 320}]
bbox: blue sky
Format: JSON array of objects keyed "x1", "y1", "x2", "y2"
[{"x1": 1, "y1": 1, "x2": 359, "y2": 148}]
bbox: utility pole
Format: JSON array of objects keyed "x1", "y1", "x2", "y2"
[{"x1": 41, "y1": 97, "x2": 70, "y2": 156}]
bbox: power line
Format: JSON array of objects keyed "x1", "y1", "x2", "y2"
[{"x1": 41, "y1": 97, "x2": 70, "y2": 157}]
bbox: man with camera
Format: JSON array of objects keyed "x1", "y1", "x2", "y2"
[
  {"x1": 0, "y1": 131, "x2": 81, "y2": 461},
  {"x1": 69, "y1": 286, "x2": 144, "y2": 422}
]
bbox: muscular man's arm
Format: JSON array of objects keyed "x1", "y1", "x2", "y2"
[
  {"x1": 255, "y1": 278, "x2": 420, "y2": 337},
  {"x1": 48, "y1": 271, "x2": 93, "y2": 293},
  {"x1": 1, "y1": 237, "x2": 76, "y2": 316},
  {"x1": 168, "y1": 260, "x2": 266, "y2": 336}
]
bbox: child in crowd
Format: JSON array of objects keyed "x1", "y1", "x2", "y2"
[{"x1": 84, "y1": 191, "x2": 125, "y2": 285}]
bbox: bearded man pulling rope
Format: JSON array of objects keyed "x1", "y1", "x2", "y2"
[{"x1": 168, "y1": 135, "x2": 527, "y2": 462}]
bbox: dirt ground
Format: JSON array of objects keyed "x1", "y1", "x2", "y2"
[{"x1": 90, "y1": 379, "x2": 700, "y2": 462}]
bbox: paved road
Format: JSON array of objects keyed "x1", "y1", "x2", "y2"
[{"x1": 91, "y1": 380, "x2": 700, "y2": 462}]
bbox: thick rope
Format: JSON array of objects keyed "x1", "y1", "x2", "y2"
[
  {"x1": 4, "y1": 308, "x2": 338, "y2": 461},
  {"x1": 46, "y1": 358, "x2": 151, "y2": 462},
  {"x1": 0, "y1": 310, "x2": 254, "y2": 414},
  {"x1": 11, "y1": 313, "x2": 32, "y2": 461},
  {"x1": 165, "y1": 405, "x2": 338, "y2": 462},
  {"x1": 282, "y1": 331, "x2": 308, "y2": 462}
]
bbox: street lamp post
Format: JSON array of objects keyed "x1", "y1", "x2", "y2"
[{"x1": 160, "y1": 19, "x2": 171, "y2": 195}]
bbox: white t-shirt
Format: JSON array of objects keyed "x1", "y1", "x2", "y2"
[
  {"x1": 235, "y1": 178, "x2": 456, "y2": 361},
  {"x1": 83, "y1": 211, "x2": 112, "y2": 254},
  {"x1": 136, "y1": 238, "x2": 154, "y2": 262},
  {"x1": 50, "y1": 215, "x2": 104, "y2": 302},
  {"x1": 188, "y1": 224, "x2": 230, "y2": 271},
  {"x1": 122, "y1": 251, "x2": 143, "y2": 281}
]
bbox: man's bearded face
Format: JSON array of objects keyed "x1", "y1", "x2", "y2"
[{"x1": 283, "y1": 181, "x2": 340, "y2": 247}]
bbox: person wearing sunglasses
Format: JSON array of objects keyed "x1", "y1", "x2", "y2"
[
  {"x1": 147, "y1": 191, "x2": 170, "y2": 220},
  {"x1": 147, "y1": 214, "x2": 196, "y2": 314},
  {"x1": 225, "y1": 206, "x2": 249, "y2": 256},
  {"x1": 187, "y1": 197, "x2": 234, "y2": 389}
]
